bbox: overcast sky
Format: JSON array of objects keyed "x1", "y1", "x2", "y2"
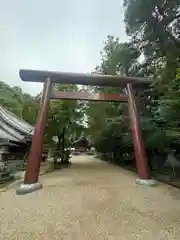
[{"x1": 0, "y1": 0, "x2": 127, "y2": 96}]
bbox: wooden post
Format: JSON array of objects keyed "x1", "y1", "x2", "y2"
[
  {"x1": 126, "y1": 83, "x2": 151, "y2": 180},
  {"x1": 16, "y1": 77, "x2": 52, "y2": 194}
]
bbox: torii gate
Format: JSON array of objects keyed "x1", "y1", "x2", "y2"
[{"x1": 16, "y1": 69, "x2": 157, "y2": 195}]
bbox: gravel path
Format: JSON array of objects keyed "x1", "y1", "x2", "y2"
[{"x1": 1, "y1": 155, "x2": 180, "y2": 239}]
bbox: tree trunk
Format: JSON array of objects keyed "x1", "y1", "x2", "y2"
[
  {"x1": 61, "y1": 132, "x2": 65, "y2": 163},
  {"x1": 53, "y1": 134, "x2": 62, "y2": 164}
]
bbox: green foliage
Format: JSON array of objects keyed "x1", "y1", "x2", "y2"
[
  {"x1": 0, "y1": 81, "x2": 22, "y2": 116},
  {"x1": 87, "y1": 37, "x2": 138, "y2": 160},
  {"x1": 0, "y1": 81, "x2": 86, "y2": 153},
  {"x1": 87, "y1": 29, "x2": 176, "y2": 165},
  {"x1": 124, "y1": 0, "x2": 180, "y2": 89},
  {"x1": 85, "y1": 0, "x2": 180, "y2": 168},
  {"x1": 46, "y1": 84, "x2": 85, "y2": 148},
  {"x1": 96, "y1": 35, "x2": 141, "y2": 76},
  {"x1": 158, "y1": 70, "x2": 180, "y2": 140},
  {"x1": 0, "y1": 81, "x2": 39, "y2": 124}
]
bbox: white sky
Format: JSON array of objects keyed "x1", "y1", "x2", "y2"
[{"x1": 0, "y1": 0, "x2": 127, "y2": 96}]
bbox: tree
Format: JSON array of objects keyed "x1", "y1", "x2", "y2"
[
  {"x1": 22, "y1": 93, "x2": 39, "y2": 125},
  {"x1": 87, "y1": 37, "x2": 140, "y2": 163},
  {"x1": 124, "y1": 0, "x2": 180, "y2": 56},
  {"x1": 95, "y1": 35, "x2": 141, "y2": 76},
  {"x1": 0, "y1": 81, "x2": 39, "y2": 124},
  {"x1": 87, "y1": 34, "x2": 170, "y2": 170},
  {"x1": 124, "y1": 0, "x2": 180, "y2": 88},
  {"x1": 158, "y1": 69, "x2": 180, "y2": 140},
  {"x1": 123, "y1": 0, "x2": 180, "y2": 151},
  {"x1": 46, "y1": 84, "x2": 85, "y2": 163}
]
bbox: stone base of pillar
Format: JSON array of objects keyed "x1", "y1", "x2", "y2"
[
  {"x1": 135, "y1": 178, "x2": 158, "y2": 186},
  {"x1": 16, "y1": 182, "x2": 43, "y2": 195}
]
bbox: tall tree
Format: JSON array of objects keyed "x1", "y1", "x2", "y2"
[
  {"x1": 88, "y1": 34, "x2": 169, "y2": 167},
  {"x1": 124, "y1": 0, "x2": 180, "y2": 87},
  {"x1": 124, "y1": 0, "x2": 180, "y2": 144},
  {"x1": 46, "y1": 84, "x2": 85, "y2": 156}
]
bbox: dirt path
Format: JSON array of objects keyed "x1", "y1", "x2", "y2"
[{"x1": 1, "y1": 155, "x2": 180, "y2": 239}]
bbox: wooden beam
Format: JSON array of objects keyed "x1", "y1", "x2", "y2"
[
  {"x1": 51, "y1": 91, "x2": 128, "y2": 102},
  {"x1": 19, "y1": 69, "x2": 150, "y2": 87}
]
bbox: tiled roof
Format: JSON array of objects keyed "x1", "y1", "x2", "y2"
[{"x1": 0, "y1": 106, "x2": 34, "y2": 143}]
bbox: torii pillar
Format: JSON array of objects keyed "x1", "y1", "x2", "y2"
[
  {"x1": 126, "y1": 84, "x2": 157, "y2": 186},
  {"x1": 16, "y1": 77, "x2": 52, "y2": 195}
]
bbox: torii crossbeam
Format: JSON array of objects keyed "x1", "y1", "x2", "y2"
[{"x1": 16, "y1": 69, "x2": 157, "y2": 195}]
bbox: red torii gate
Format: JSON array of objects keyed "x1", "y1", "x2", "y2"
[{"x1": 16, "y1": 69, "x2": 157, "y2": 195}]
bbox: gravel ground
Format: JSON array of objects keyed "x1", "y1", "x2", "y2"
[{"x1": 1, "y1": 155, "x2": 180, "y2": 239}]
